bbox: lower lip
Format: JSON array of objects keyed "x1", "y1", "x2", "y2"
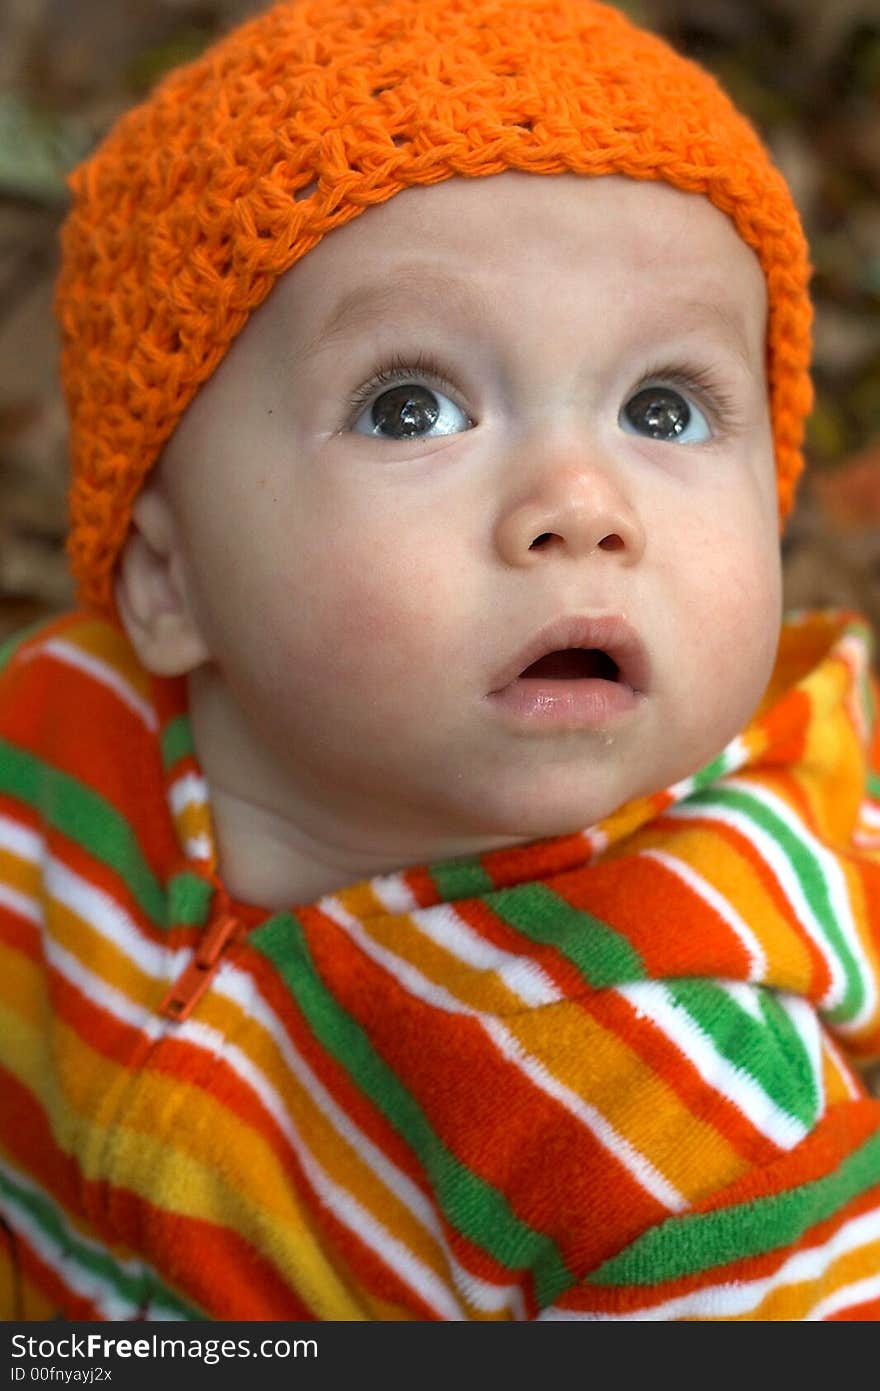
[{"x1": 485, "y1": 677, "x2": 644, "y2": 729}]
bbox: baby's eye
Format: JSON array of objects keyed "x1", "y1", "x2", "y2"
[
  {"x1": 619, "y1": 383, "x2": 711, "y2": 444},
  {"x1": 350, "y1": 377, "x2": 471, "y2": 440}
]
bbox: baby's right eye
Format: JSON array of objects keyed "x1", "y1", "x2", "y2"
[
  {"x1": 352, "y1": 381, "x2": 470, "y2": 440},
  {"x1": 347, "y1": 353, "x2": 473, "y2": 440}
]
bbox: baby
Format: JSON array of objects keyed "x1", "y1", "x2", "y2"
[{"x1": 2, "y1": 0, "x2": 880, "y2": 1322}]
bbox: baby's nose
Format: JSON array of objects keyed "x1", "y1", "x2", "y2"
[{"x1": 494, "y1": 456, "x2": 646, "y2": 568}]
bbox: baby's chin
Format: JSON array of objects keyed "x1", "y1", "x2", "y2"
[{"x1": 430, "y1": 760, "x2": 663, "y2": 845}]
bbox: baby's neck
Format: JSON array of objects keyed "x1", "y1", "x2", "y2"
[{"x1": 185, "y1": 665, "x2": 525, "y2": 910}]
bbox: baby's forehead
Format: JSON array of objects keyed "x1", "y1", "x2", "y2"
[{"x1": 273, "y1": 171, "x2": 767, "y2": 354}]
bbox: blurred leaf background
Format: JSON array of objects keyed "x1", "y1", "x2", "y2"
[{"x1": 0, "y1": 0, "x2": 879, "y2": 640}]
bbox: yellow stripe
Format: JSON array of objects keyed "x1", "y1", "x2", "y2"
[
  {"x1": 360, "y1": 907, "x2": 539, "y2": 1016},
  {"x1": 192, "y1": 984, "x2": 462, "y2": 1299},
  {"x1": 59, "y1": 618, "x2": 152, "y2": 703},
  {"x1": 615, "y1": 823, "x2": 816, "y2": 989},
  {"x1": 348, "y1": 903, "x2": 747, "y2": 1203},
  {"x1": 7, "y1": 888, "x2": 502, "y2": 1315},
  {"x1": 821, "y1": 1039, "x2": 858, "y2": 1107},
  {"x1": 0, "y1": 1239, "x2": 58, "y2": 1319},
  {"x1": 507, "y1": 999, "x2": 749, "y2": 1203},
  {"x1": 2, "y1": 939, "x2": 473, "y2": 1318},
  {"x1": 335, "y1": 881, "x2": 389, "y2": 919},
  {"x1": 2, "y1": 991, "x2": 369, "y2": 1319},
  {"x1": 690, "y1": 1235, "x2": 880, "y2": 1320},
  {"x1": 0, "y1": 844, "x2": 41, "y2": 903},
  {"x1": 834, "y1": 857, "x2": 880, "y2": 1044},
  {"x1": 792, "y1": 657, "x2": 864, "y2": 843},
  {"x1": 171, "y1": 795, "x2": 214, "y2": 855}
]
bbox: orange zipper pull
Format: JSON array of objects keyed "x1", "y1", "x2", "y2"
[{"x1": 158, "y1": 912, "x2": 243, "y2": 1022}]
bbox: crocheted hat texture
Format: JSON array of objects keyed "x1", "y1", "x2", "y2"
[{"x1": 57, "y1": 0, "x2": 814, "y2": 620}]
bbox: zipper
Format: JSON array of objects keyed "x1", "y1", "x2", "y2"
[{"x1": 158, "y1": 911, "x2": 244, "y2": 1022}]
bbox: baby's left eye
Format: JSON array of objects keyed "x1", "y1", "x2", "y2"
[{"x1": 619, "y1": 384, "x2": 711, "y2": 444}]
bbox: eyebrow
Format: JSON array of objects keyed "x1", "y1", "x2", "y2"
[
  {"x1": 301, "y1": 264, "x2": 760, "y2": 370},
  {"x1": 301, "y1": 263, "x2": 496, "y2": 355},
  {"x1": 671, "y1": 298, "x2": 760, "y2": 372}
]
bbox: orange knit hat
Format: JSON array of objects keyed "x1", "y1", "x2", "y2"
[{"x1": 57, "y1": 0, "x2": 813, "y2": 621}]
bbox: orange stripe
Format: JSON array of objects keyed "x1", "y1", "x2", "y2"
[
  {"x1": 652, "y1": 810, "x2": 833, "y2": 1000},
  {"x1": 0, "y1": 656, "x2": 175, "y2": 871},
  {"x1": 239, "y1": 939, "x2": 530, "y2": 1297},
  {"x1": 587, "y1": 988, "x2": 786, "y2": 1167},
  {"x1": 14, "y1": 1233, "x2": 101, "y2": 1320},
  {"x1": 306, "y1": 909, "x2": 668, "y2": 1276},
  {"x1": 557, "y1": 1182, "x2": 880, "y2": 1316}
]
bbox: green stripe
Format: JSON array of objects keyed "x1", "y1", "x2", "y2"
[
  {"x1": 167, "y1": 872, "x2": 214, "y2": 928},
  {"x1": 249, "y1": 911, "x2": 573, "y2": 1306},
  {"x1": 160, "y1": 714, "x2": 195, "y2": 772},
  {"x1": 430, "y1": 855, "x2": 494, "y2": 900},
  {"x1": 868, "y1": 773, "x2": 880, "y2": 800},
  {"x1": 0, "y1": 618, "x2": 54, "y2": 675},
  {"x1": 0, "y1": 738, "x2": 167, "y2": 928},
  {"x1": 665, "y1": 981, "x2": 819, "y2": 1130},
  {"x1": 486, "y1": 881, "x2": 644, "y2": 988},
  {"x1": 690, "y1": 746, "x2": 735, "y2": 791},
  {"x1": 0, "y1": 1165, "x2": 201, "y2": 1318},
  {"x1": 589, "y1": 1126, "x2": 880, "y2": 1287},
  {"x1": 690, "y1": 784, "x2": 865, "y2": 1026}
]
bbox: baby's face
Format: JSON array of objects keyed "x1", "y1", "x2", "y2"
[{"x1": 154, "y1": 171, "x2": 781, "y2": 856}]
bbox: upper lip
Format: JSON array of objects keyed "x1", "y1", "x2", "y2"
[{"x1": 487, "y1": 613, "x2": 651, "y2": 694}]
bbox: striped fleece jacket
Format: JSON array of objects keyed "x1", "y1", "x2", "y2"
[{"x1": 2, "y1": 605, "x2": 880, "y2": 1321}]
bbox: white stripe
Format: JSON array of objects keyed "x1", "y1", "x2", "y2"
[
  {"x1": 858, "y1": 802, "x2": 880, "y2": 828},
  {"x1": 538, "y1": 1205, "x2": 880, "y2": 1320},
  {"x1": 406, "y1": 903, "x2": 561, "y2": 1008},
  {"x1": 820, "y1": 1029, "x2": 863, "y2": 1102},
  {"x1": 167, "y1": 771, "x2": 210, "y2": 817},
  {"x1": 175, "y1": 1020, "x2": 465, "y2": 1320},
  {"x1": 808, "y1": 1271, "x2": 880, "y2": 1321},
  {"x1": 0, "y1": 824, "x2": 524, "y2": 1314},
  {"x1": 662, "y1": 728, "x2": 747, "y2": 803},
  {"x1": 480, "y1": 1010, "x2": 686, "y2": 1212},
  {"x1": 183, "y1": 833, "x2": 213, "y2": 862},
  {"x1": 669, "y1": 793, "x2": 849, "y2": 1013},
  {"x1": 0, "y1": 813, "x2": 42, "y2": 861},
  {"x1": 717, "y1": 980, "x2": 765, "y2": 1023},
  {"x1": 584, "y1": 827, "x2": 609, "y2": 860},
  {"x1": 370, "y1": 874, "x2": 420, "y2": 915},
  {"x1": 40, "y1": 638, "x2": 157, "y2": 732},
  {"x1": 0, "y1": 879, "x2": 41, "y2": 926},
  {"x1": 45, "y1": 856, "x2": 190, "y2": 984},
  {"x1": 44, "y1": 933, "x2": 164, "y2": 1040},
  {"x1": 0, "y1": 819, "x2": 190, "y2": 985},
  {"x1": 639, "y1": 847, "x2": 767, "y2": 981},
  {"x1": 0, "y1": 1157, "x2": 186, "y2": 1320},
  {"x1": 723, "y1": 778, "x2": 878, "y2": 1032},
  {"x1": 615, "y1": 980, "x2": 809, "y2": 1149},
  {"x1": 36, "y1": 930, "x2": 466, "y2": 1320},
  {"x1": 210, "y1": 960, "x2": 527, "y2": 1316},
  {"x1": 319, "y1": 895, "x2": 687, "y2": 1212}
]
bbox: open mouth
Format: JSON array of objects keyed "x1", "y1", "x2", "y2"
[{"x1": 518, "y1": 648, "x2": 621, "y2": 682}]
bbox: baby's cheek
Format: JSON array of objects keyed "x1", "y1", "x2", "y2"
[
  {"x1": 694, "y1": 543, "x2": 781, "y2": 715},
  {"x1": 288, "y1": 541, "x2": 457, "y2": 697}
]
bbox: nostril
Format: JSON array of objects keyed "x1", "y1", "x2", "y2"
[
  {"x1": 530, "y1": 533, "x2": 556, "y2": 549},
  {"x1": 599, "y1": 534, "x2": 625, "y2": 551}
]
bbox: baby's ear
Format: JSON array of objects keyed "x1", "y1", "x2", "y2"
[{"x1": 114, "y1": 475, "x2": 210, "y2": 676}]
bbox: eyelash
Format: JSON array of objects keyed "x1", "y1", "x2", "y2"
[
  {"x1": 345, "y1": 350, "x2": 464, "y2": 418},
  {"x1": 635, "y1": 360, "x2": 742, "y2": 434},
  {"x1": 344, "y1": 352, "x2": 741, "y2": 433}
]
